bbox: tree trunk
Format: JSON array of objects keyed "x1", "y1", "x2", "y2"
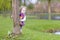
[
  {"x1": 48, "y1": 0, "x2": 51, "y2": 20},
  {"x1": 12, "y1": 0, "x2": 20, "y2": 35},
  {"x1": 24, "y1": 0, "x2": 26, "y2": 6}
]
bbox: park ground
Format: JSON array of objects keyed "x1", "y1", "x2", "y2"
[{"x1": 0, "y1": 16, "x2": 60, "y2": 40}]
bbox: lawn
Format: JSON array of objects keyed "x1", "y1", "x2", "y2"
[{"x1": 0, "y1": 16, "x2": 60, "y2": 40}]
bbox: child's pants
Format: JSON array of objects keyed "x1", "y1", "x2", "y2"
[
  {"x1": 20, "y1": 21, "x2": 24, "y2": 26},
  {"x1": 19, "y1": 21, "x2": 25, "y2": 32}
]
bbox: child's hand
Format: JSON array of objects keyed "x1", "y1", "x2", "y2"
[
  {"x1": 20, "y1": 22, "x2": 22, "y2": 25},
  {"x1": 11, "y1": 16, "x2": 13, "y2": 18},
  {"x1": 20, "y1": 16, "x2": 23, "y2": 19},
  {"x1": 11, "y1": 15, "x2": 13, "y2": 18}
]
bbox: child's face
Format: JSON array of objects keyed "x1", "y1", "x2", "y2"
[{"x1": 21, "y1": 7, "x2": 26, "y2": 13}]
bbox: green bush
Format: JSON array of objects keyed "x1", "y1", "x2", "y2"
[{"x1": 27, "y1": 4, "x2": 34, "y2": 10}]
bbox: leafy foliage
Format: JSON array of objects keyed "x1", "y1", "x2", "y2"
[{"x1": 0, "y1": 0, "x2": 12, "y2": 11}]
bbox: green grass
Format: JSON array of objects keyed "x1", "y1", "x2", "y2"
[{"x1": 0, "y1": 16, "x2": 60, "y2": 40}]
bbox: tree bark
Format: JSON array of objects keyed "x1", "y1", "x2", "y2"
[{"x1": 12, "y1": 0, "x2": 20, "y2": 35}]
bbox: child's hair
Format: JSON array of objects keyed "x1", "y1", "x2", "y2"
[
  {"x1": 19, "y1": 6, "x2": 26, "y2": 12},
  {"x1": 19, "y1": 6, "x2": 26, "y2": 13},
  {"x1": 19, "y1": 6, "x2": 24, "y2": 11}
]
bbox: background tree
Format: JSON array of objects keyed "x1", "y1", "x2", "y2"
[
  {"x1": 48, "y1": 0, "x2": 51, "y2": 20},
  {"x1": 24, "y1": 0, "x2": 26, "y2": 6}
]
